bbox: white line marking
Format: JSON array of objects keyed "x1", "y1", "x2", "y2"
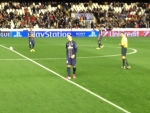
[
  {"x1": 0, "y1": 45, "x2": 131, "y2": 113},
  {"x1": 0, "y1": 47, "x2": 137, "y2": 61}
]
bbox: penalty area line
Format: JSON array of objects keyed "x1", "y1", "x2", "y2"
[{"x1": 0, "y1": 45, "x2": 131, "y2": 113}]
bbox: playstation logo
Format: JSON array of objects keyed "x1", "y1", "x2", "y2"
[
  {"x1": 89, "y1": 31, "x2": 97, "y2": 37},
  {"x1": 14, "y1": 31, "x2": 22, "y2": 37}
]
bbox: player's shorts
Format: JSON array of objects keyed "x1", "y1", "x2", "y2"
[
  {"x1": 121, "y1": 47, "x2": 127, "y2": 56},
  {"x1": 29, "y1": 39, "x2": 34, "y2": 45},
  {"x1": 66, "y1": 57, "x2": 76, "y2": 66}
]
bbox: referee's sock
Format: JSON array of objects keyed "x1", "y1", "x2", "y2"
[
  {"x1": 125, "y1": 59, "x2": 129, "y2": 66},
  {"x1": 122, "y1": 59, "x2": 125, "y2": 66},
  {"x1": 67, "y1": 67, "x2": 70, "y2": 77}
]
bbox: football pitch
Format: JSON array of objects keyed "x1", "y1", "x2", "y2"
[{"x1": 0, "y1": 37, "x2": 149, "y2": 113}]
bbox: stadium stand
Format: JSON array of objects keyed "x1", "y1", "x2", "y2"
[{"x1": 0, "y1": 1, "x2": 150, "y2": 29}]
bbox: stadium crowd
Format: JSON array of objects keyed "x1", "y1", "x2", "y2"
[{"x1": 0, "y1": 1, "x2": 150, "y2": 29}]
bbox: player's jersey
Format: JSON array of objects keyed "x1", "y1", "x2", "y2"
[
  {"x1": 29, "y1": 31, "x2": 34, "y2": 41},
  {"x1": 66, "y1": 41, "x2": 77, "y2": 58}
]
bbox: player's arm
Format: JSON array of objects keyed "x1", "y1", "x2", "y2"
[
  {"x1": 66, "y1": 43, "x2": 68, "y2": 55},
  {"x1": 66, "y1": 42, "x2": 68, "y2": 49},
  {"x1": 74, "y1": 42, "x2": 77, "y2": 54},
  {"x1": 29, "y1": 32, "x2": 31, "y2": 38}
]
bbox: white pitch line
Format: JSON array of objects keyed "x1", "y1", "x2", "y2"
[
  {"x1": 0, "y1": 45, "x2": 131, "y2": 113},
  {"x1": 0, "y1": 47, "x2": 137, "y2": 61}
]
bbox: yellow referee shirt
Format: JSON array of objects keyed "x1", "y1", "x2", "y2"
[{"x1": 121, "y1": 35, "x2": 128, "y2": 48}]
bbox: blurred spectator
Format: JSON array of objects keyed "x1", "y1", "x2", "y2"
[
  {"x1": 89, "y1": 0, "x2": 92, "y2": 7},
  {"x1": 146, "y1": 15, "x2": 150, "y2": 28},
  {"x1": 0, "y1": 1, "x2": 150, "y2": 29},
  {"x1": 139, "y1": 21, "x2": 146, "y2": 28}
]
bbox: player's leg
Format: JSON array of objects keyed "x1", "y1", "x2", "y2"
[
  {"x1": 121, "y1": 48, "x2": 131, "y2": 69},
  {"x1": 72, "y1": 58, "x2": 76, "y2": 78},
  {"x1": 100, "y1": 36, "x2": 104, "y2": 48},
  {"x1": 32, "y1": 41, "x2": 35, "y2": 52},
  {"x1": 66, "y1": 58, "x2": 71, "y2": 80},
  {"x1": 121, "y1": 48, "x2": 126, "y2": 69},
  {"x1": 29, "y1": 41, "x2": 33, "y2": 52},
  {"x1": 124, "y1": 48, "x2": 131, "y2": 69},
  {"x1": 29, "y1": 42, "x2": 31, "y2": 49},
  {"x1": 125, "y1": 58, "x2": 131, "y2": 69},
  {"x1": 121, "y1": 56, "x2": 126, "y2": 69},
  {"x1": 122, "y1": 56, "x2": 131, "y2": 69},
  {"x1": 96, "y1": 40, "x2": 100, "y2": 49},
  {"x1": 98, "y1": 40, "x2": 100, "y2": 48}
]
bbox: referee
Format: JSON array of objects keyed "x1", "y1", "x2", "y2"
[{"x1": 119, "y1": 32, "x2": 131, "y2": 69}]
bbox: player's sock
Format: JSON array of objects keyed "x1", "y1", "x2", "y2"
[
  {"x1": 32, "y1": 44, "x2": 35, "y2": 49},
  {"x1": 29, "y1": 44, "x2": 32, "y2": 49},
  {"x1": 73, "y1": 67, "x2": 76, "y2": 74},
  {"x1": 98, "y1": 43, "x2": 100, "y2": 48},
  {"x1": 125, "y1": 59, "x2": 129, "y2": 66},
  {"x1": 122, "y1": 59, "x2": 125, "y2": 66},
  {"x1": 67, "y1": 67, "x2": 70, "y2": 77},
  {"x1": 31, "y1": 44, "x2": 33, "y2": 49},
  {"x1": 99, "y1": 43, "x2": 102, "y2": 47}
]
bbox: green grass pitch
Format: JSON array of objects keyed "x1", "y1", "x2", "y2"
[{"x1": 0, "y1": 37, "x2": 150, "y2": 113}]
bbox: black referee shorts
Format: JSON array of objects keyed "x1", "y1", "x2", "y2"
[{"x1": 121, "y1": 47, "x2": 127, "y2": 56}]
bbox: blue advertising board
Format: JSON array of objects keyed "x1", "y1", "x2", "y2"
[
  {"x1": 33, "y1": 31, "x2": 72, "y2": 37},
  {"x1": 1, "y1": 29, "x2": 99, "y2": 38},
  {"x1": 1, "y1": 28, "x2": 150, "y2": 38},
  {"x1": 33, "y1": 30, "x2": 98, "y2": 37},
  {"x1": 71, "y1": 31, "x2": 98, "y2": 37},
  {"x1": 11, "y1": 30, "x2": 28, "y2": 37}
]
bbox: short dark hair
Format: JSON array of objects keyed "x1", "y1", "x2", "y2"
[{"x1": 121, "y1": 31, "x2": 124, "y2": 34}]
